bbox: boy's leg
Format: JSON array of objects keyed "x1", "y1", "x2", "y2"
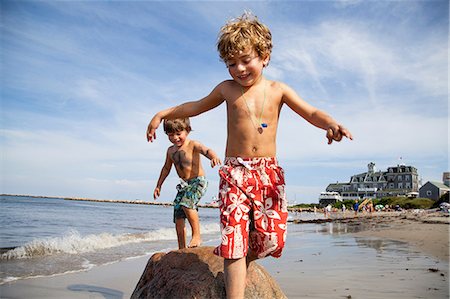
[
  {"x1": 182, "y1": 206, "x2": 202, "y2": 247},
  {"x1": 224, "y1": 257, "x2": 247, "y2": 299},
  {"x1": 175, "y1": 218, "x2": 186, "y2": 249}
]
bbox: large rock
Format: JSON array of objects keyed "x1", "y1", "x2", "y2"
[{"x1": 131, "y1": 246, "x2": 287, "y2": 299}]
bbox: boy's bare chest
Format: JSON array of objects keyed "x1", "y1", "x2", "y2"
[
  {"x1": 227, "y1": 95, "x2": 280, "y2": 120},
  {"x1": 170, "y1": 146, "x2": 195, "y2": 169}
]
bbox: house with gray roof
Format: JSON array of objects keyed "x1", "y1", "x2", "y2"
[{"x1": 419, "y1": 181, "x2": 450, "y2": 201}]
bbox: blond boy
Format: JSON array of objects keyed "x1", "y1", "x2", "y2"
[
  {"x1": 147, "y1": 13, "x2": 352, "y2": 299},
  {"x1": 154, "y1": 118, "x2": 221, "y2": 249}
]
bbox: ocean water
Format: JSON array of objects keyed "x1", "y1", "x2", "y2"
[
  {"x1": 0, "y1": 195, "x2": 328, "y2": 284},
  {"x1": 0, "y1": 195, "x2": 222, "y2": 284}
]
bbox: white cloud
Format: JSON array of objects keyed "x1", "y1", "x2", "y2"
[{"x1": 272, "y1": 19, "x2": 447, "y2": 105}]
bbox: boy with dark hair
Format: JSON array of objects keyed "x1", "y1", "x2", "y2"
[{"x1": 154, "y1": 118, "x2": 221, "y2": 249}]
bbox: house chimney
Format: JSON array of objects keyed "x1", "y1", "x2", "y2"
[{"x1": 368, "y1": 162, "x2": 376, "y2": 174}]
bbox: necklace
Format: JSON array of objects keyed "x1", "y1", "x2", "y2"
[{"x1": 241, "y1": 79, "x2": 268, "y2": 134}]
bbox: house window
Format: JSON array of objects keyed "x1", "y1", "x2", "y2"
[
  {"x1": 406, "y1": 183, "x2": 411, "y2": 189},
  {"x1": 406, "y1": 176, "x2": 410, "y2": 181},
  {"x1": 426, "y1": 190, "x2": 432, "y2": 196},
  {"x1": 398, "y1": 183, "x2": 403, "y2": 189},
  {"x1": 398, "y1": 176, "x2": 402, "y2": 181},
  {"x1": 389, "y1": 183, "x2": 395, "y2": 189}
]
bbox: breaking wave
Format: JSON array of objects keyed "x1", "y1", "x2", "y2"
[{"x1": 1, "y1": 223, "x2": 219, "y2": 260}]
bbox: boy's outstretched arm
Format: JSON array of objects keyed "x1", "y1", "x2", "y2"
[
  {"x1": 195, "y1": 141, "x2": 222, "y2": 168},
  {"x1": 146, "y1": 84, "x2": 225, "y2": 142},
  {"x1": 153, "y1": 150, "x2": 173, "y2": 200},
  {"x1": 281, "y1": 83, "x2": 353, "y2": 144}
]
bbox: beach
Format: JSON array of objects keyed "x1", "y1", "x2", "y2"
[{"x1": 1, "y1": 209, "x2": 448, "y2": 299}]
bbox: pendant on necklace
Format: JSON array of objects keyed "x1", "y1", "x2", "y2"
[{"x1": 258, "y1": 123, "x2": 267, "y2": 134}]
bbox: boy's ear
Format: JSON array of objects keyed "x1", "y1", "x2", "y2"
[{"x1": 262, "y1": 55, "x2": 270, "y2": 67}]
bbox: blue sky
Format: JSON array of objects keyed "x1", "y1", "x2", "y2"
[{"x1": 1, "y1": 1, "x2": 448, "y2": 204}]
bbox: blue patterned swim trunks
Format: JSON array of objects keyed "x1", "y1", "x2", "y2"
[{"x1": 173, "y1": 176, "x2": 208, "y2": 223}]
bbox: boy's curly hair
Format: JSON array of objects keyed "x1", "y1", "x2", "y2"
[
  {"x1": 163, "y1": 118, "x2": 192, "y2": 134},
  {"x1": 217, "y1": 12, "x2": 272, "y2": 64}
]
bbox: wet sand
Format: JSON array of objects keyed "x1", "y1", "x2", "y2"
[
  {"x1": 350, "y1": 211, "x2": 449, "y2": 261},
  {"x1": 261, "y1": 210, "x2": 449, "y2": 298},
  {"x1": 1, "y1": 210, "x2": 448, "y2": 298},
  {"x1": 0, "y1": 255, "x2": 147, "y2": 298}
]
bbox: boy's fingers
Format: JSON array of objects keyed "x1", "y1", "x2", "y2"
[
  {"x1": 326, "y1": 128, "x2": 334, "y2": 144},
  {"x1": 211, "y1": 159, "x2": 221, "y2": 167},
  {"x1": 327, "y1": 125, "x2": 353, "y2": 144},
  {"x1": 147, "y1": 129, "x2": 156, "y2": 142},
  {"x1": 342, "y1": 128, "x2": 353, "y2": 140}
]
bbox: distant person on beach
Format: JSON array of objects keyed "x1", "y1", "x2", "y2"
[
  {"x1": 353, "y1": 199, "x2": 360, "y2": 215},
  {"x1": 146, "y1": 12, "x2": 352, "y2": 299},
  {"x1": 153, "y1": 118, "x2": 221, "y2": 249},
  {"x1": 325, "y1": 204, "x2": 332, "y2": 218}
]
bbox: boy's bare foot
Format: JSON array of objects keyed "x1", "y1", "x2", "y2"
[{"x1": 188, "y1": 237, "x2": 202, "y2": 248}]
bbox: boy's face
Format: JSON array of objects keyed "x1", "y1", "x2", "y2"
[
  {"x1": 226, "y1": 48, "x2": 269, "y2": 87},
  {"x1": 167, "y1": 130, "x2": 188, "y2": 147}
]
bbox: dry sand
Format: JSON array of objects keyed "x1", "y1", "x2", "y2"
[{"x1": 1, "y1": 210, "x2": 448, "y2": 299}]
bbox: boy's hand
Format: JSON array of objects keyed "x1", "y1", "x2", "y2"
[
  {"x1": 147, "y1": 115, "x2": 162, "y2": 142},
  {"x1": 153, "y1": 187, "x2": 160, "y2": 200},
  {"x1": 326, "y1": 124, "x2": 353, "y2": 144},
  {"x1": 210, "y1": 157, "x2": 222, "y2": 168}
]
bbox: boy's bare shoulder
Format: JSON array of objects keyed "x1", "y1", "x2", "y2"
[
  {"x1": 267, "y1": 79, "x2": 288, "y2": 91},
  {"x1": 167, "y1": 145, "x2": 177, "y2": 154},
  {"x1": 216, "y1": 79, "x2": 241, "y2": 100},
  {"x1": 220, "y1": 79, "x2": 236, "y2": 85},
  {"x1": 190, "y1": 140, "x2": 206, "y2": 149},
  {"x1": 217, "y1": 79, "x2": 237, "y2": 90},
  {"x1": 267, "y1": 80, "x2": 298, "y2": 102},
  {"x1": 266, "y1": 79, "x2": 288, "y2": 99}
]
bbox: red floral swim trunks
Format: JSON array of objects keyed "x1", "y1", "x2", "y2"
[{"x1": 213, "y1": 157, "x2": 288, "y2": 259}]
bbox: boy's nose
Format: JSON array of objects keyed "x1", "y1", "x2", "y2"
[{"x1": 236, "y1": 63, "x2": 246, "y2": 71}]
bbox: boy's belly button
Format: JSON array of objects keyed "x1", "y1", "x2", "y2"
[{"x1": 252, "y1": 146, "x2": 257, "y2": 152}]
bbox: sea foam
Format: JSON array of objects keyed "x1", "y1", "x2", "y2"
[{"x1": 1, "y1": 223, "x2": 220, "y2": 260}]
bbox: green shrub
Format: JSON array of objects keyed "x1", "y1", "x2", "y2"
[
  {"x1": 290, "y1": 203, "x2": 319, "y2": 209},
  {"x1": 389, "y1": 197, "x2": 434, "y2": 209},
  {"x1": 377, "y1": 197, "x2": 395, "y2": 206}
]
